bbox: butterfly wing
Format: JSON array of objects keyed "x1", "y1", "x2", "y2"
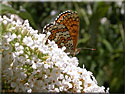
[
  {"x1": 43, "y1": 23, "x2": 74, "y2": 53},
  {"x1": 55, "y1": 10, "x2": 72, "y2": 23},
  {"x1": 55, "y1": 10, "x2": 79, "y2": 54}
]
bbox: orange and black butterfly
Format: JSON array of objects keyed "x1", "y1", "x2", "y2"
[
  {"x1": 43, "y1": 10, "x2": 79, "y2": 56},
  {"x1": 43, "y1": 10, "x2": 95, "y2": 56}
]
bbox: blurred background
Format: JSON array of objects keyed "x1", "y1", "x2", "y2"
[{"x1": 0, "y1": 1, "x2": 124, "y2": 93}]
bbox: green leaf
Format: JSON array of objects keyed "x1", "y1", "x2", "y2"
[
  {"x1": 0, "y1": 3, "x2": 37, "y2": 29},
  {"x1": 102, "y1": 39, "x2": 113, "y2": 52}
]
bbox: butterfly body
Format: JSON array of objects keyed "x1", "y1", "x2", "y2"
[{"x1": 43, "y1": 10, "x2": 79, "y2": 55}]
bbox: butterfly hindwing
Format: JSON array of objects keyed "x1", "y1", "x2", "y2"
[{"x1": 44, "y1": 23, "x2": 74, "y2": 53}]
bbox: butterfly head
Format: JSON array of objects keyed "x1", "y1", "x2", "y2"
[{"x1": 66, "y1": 48, "x2": 81, "y2": 56}]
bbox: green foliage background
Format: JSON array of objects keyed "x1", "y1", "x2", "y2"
[{"x1": 0, "y1": 1, "x2": 124, "y2": 93}]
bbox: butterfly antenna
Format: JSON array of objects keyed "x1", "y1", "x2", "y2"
[{"x1": 80, "y1": 48, "x2": 96, "y2": 51}]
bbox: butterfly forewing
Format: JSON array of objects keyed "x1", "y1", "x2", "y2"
[
  {"x1": 55, "y1": 11, "x2": 79, "y2": 54},
  {"x1": 55, "y1": 10, "x2": 72, "y2": 23}
]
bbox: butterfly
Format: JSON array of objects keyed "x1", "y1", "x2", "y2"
[{"x1": 43, "y1": 10, "x2": 80, "y2": 56}]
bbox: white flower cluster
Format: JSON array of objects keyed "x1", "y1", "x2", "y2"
[{"x1": 1, "y1": 15, "x2": 109, "y2": 93}]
